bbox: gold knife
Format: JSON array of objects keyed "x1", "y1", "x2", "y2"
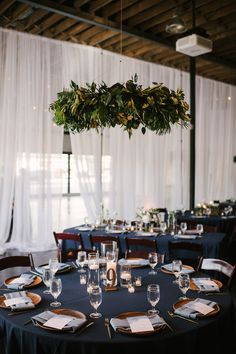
[{"x1": 105, "y1": 318, "x2": 112, "y2": 339}]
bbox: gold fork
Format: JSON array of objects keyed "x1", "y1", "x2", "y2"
[
  {"x1": 104, "y1": 318, "x2": 112, "y2": 339},
  {"x1": 168, "y1": 311, "x2": 198, "y2": 324}
]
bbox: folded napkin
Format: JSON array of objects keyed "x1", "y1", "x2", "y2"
[
  {"x1": 192, "y1": 278, "x2": 220, "y2": 292},
  {"x1": 174, "y1": 235, "x2": 198, "y2": 240},
  {"x1": 110, "y1": 314, "x2": 165, "y2": 332},
  {"x1": 6, "y1": 274, "x2": 36, "y2": 289},
  {"x1": 161, "y1": 264, "x2": 194, "y2": 274},
  {"x1": 35, "y1": 263, "x2": 70, "y2": 274},
  {"x1": 118, "y1": 258, "x2": 149, "y2": 266},
  {"x1": 174, "y1": 298, "x2": 217, "y2": 319},
  {"x1": 4, "y1": 290, "x2": 35, "y2": 311},
  {"x1": 32, "y1": 311, "x2": 86, "y2": 333}
]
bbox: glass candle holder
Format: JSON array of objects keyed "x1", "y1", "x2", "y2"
[{"x1": 80, "y1": 274, "x2": 87, "y2": 285}]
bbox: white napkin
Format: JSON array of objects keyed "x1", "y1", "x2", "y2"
[
  {"x1": 4, "y1": 290, "x2": 35, "y2": 311},
  {"x1": 174, "y1": 235, "x2": 198, "y2": 240},
  {"x1": 161, "y1": 264, "x2": 194, "y2": 274},
  {"x1": 118, "y1": 258, "x2": 149, "y2": 266},
  {"x1": 32, "y1": 311, "x2": 86, "y2": 333},
  {"x1": 192, "y1": 278, "x2": 220, "y2": 292},
  {"x1": 35, "y1": 263, "x2": 70, "y2": 274},
  {"x1": 6, "y1": 274, "x2": 36, "y2": 289},
  {"x1": 110, "y1": 314, "x2": 165, "y2": 332},
  {"x1": 174, "y1": 298, "x2": 217, "y2": 319}
]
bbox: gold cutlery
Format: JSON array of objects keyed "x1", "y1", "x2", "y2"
[
  {"x1": 159, "y1": 316, "x2": 174, "y2": 332},
  {"x1": 74, "y1": 321, "x2": 94, "y2": 335},
  {"x1": 104, "y1": 318, "x2": 112, "y2": 339},
  {"x1": 168, "y1": 311, "x2": 198, "y2": 324}
]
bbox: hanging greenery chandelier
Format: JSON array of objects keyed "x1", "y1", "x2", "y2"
[{"x1": 50, "y1": 74, "x2": 190, "y2": 137}]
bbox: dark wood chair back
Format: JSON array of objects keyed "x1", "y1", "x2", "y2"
[
  {"x1": 89, "y1": 235, "x2": 121, "y2": 258},
  {"x1": 168, "y1": 241, "x2": 203, "y2": 270},
  {"x1": 125, "y1": 237, "x2": 158, "y2": 259},
  {"x1": 0, "y1": 253, "x2": 34, "y2": 271},
  {"x1": 53, "y1": 232, "x2": 84, "y2": 262}
]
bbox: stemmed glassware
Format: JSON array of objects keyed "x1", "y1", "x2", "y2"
[
  {"x1": 148, "y1": 252, "x2": 158, "y2": 275},
  {"x1": 42, "y1": 268, "x2": 53, "y2": 294},
  {"x1": 172, "y1": 259, "x2": 182, "y2": 284},
  {"x1": 49, "y1": 258, "x2": 59, "y2": 276},
  {"x1": 180, "y1": 222, "x2": 187, "y2": 235},
  {"x1": 50, "y1": 277, "x2": 62, "y2": 307},
  {"x1": 160, "y1": 221, "x2": 167, "y2": 235},
  {"x1": 147, "y1": 284, "x2": 160, "y2": 314},
  {"x1": 196, "y1": 224, "x2": 204, "y2": 237},
  {"x1": 178, "y1": 273, "x2": 190, "y2": 300},
  {"x1": 89, "y1": 286, "x2": 102, "y2": 318},
  {"x1": 76, "y1": 251, "x2": 87, "y2": 273}
]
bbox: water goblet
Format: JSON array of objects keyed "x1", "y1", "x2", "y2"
[
  {"x1": 147, "y1": 284, "x2": 160, "y2": 314},
  {"x1": 42, "y1": 268, "x2": 53, "y2": 294},
  {"x1": 76, "y1": 251, "x2": 87, "y2": 273},
  {"x1": 196, "y1": 224, "x2": 204, "y2": 237},
  {"x1": 172, "y1": 259, "x2": 182, "y2": 284},
  {"x1": 89, "y1": 286, "x2": 102, "y2": 318},
  {"x1": 49, "y1": 258, "x2": 59, "y2": 276},
  {"x1": 180, "y1": 222, "x2": 187, "y2": 235},
  {"x1": 148, "y1": 252, "x2": 158, "y2": 275},
  {"x1": 178, "y1": 273, "x2": 190, "y2": 300},
  {"x1": 50, "y1": 277, "x2": 62, "y2": 307},
  {"x1": 160, "y1": 221, "x2": 167, "y2": 235}
]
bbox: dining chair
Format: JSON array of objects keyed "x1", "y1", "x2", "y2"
[
  {"x1": 197, "y1": 258, "x2": 235, "y2": 289},
  {"x1": 187, "y1": 221, "x2": 218, "y2": 233},
  {"x1": 168, "y1": 241, "x2": 203, "y2": 270},
  {"x1": 125, "y1": 237, "x2": 158, "y2": 259},
  {"x1": 89, "y1": 235, "x2": 121, "y2": 258},
  {"x1": 53, "y1": 232, "x2": 85, "y2": 262},
  {"x1": 0, "y1": 253, "x2": 34, "y2": 271}
]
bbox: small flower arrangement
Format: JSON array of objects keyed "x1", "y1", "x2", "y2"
[{"x1": 194, "y1": 202, "x2": 219, "y2": 216}]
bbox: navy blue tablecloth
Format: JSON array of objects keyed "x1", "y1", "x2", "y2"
[{"x1": 0, "y1": 266, "x2": 234, "y2": 354}]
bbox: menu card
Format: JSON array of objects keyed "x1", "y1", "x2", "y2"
[{"x1": 127, "y1": 315, "x2": 154, "y2": 333}]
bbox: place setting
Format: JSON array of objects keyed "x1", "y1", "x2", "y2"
[
  {"x1": 0, "y1": 290, "x2": 42, "y2": 316},
  {"x1": 3, "y1": 273, "x2": 42, "y2": 290},
  {"x1": 35, "y1": 258, "x2": 73, "y2": 275}
]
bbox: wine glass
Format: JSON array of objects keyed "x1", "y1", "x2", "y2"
[
  {"x1": 172, "y1": 259, "x2": 182, "y2": 284},
  {"x1": 178, "y1": 273, "x2": 190, "y2": 300},
  {"x1": 180, "y1": 222, "x2": 187, "y2": 235},
  {"x1": 147, "y1": 284, "x2": 160, "y2": 314},
  {"x1": 42, "y1": 268, "x2": 53, "y2": 294},
  {"x1": 196, "y1": 224, "x2": 204, "y2": 236},
  {"x1": 76, "y1": 251, "x2": 87, "y2": 273},
  {"x1": 160, "y1": 221, "x2": 167, "y2": 235},
  {"x1": 50, "y1": 277, "x2": 62, "y2": 307},
  {"x1": 49, "y1": 258, "x2": 59, "y2": 276},
  {"x1": 89, "y1": 286, "x2": 102, "y2": 318},
  {"x1": 148, "y1": 252, "x2": 158, "y2": 275}
]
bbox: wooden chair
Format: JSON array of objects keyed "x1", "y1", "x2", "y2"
[
  {"x1": 0, "y1": 253, "x2": 34, "y2": 271},
  {"x1": 89, "y1": 235, "x2": 121, "y2": 258},
  {"x1": 197, "y1": 258, "x2": 236, "y2": 289},
  {"x1": 53, "y1": 232, "x2": 84, "y2": 262},
  {"x1": 168, "y1": 241, "x2": 203, "y2": 270},
  {"x1": 125, "y1": 237, "x2": 158, "y2": 259},
  {"x1": 186, "y1": 221, "x2": 218, "y2": 233}
]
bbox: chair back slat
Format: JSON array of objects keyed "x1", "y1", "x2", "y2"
[
  {"x1": 125, "y1": 237, "x2": 158, "y2": 259},
  {"x1": 53, "y1": 232, "x2": 84, "y2": 261},
  {"x1": 199, "y1": 258, "x2": 235, "y2": 289},
  {"x1": 169, "y1": 241, "x2": 203, "y2": 270},
  {"x1": 0, "y1": 254, "x2": 34, "y2": 271}
]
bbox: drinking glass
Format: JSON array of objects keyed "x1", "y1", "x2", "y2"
[
  {"x1": 147, "y1": 284, "x2": 160, "y2": 314},
  {"x1": 178, "y1": 273, "x2": 190, "y2": 300},
  {"x1": 172, "y1": 259, "x2": 182, "y2": 284},
  {"x1": 148, "y1": 252, "x2": 158, "y2": 274},
  {"x1": 49, "y1": 258, "x2": 59, "y2": 276},
  {"x1": 76, "y1": 251, "x2": 87, "y2": 273},
  {"x1": 160, "y1": 221, "x2": 167, "y2": 235},
  {"x1": 180, "y1": 222, "x2": 187, "y2": 234},
  {"x1": 196, "y1": 224, "x2": 204, "y2": 236},
  {"x1": 42, "y1": 268, "x2": 53, "y2": 294},
  {"x1": 89, "y1": 286, "x2": 102, "y2": 318},
  {"x1": 50, "y1": 277, "x2": 62, "y2": 307},
  {"x1": 120, "y1": 265, "x2": 132, "y2": 288}
]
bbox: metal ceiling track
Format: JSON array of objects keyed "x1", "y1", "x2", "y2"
[{"x1": 18, "y1": 0, "x2": 236, "y2": 71}]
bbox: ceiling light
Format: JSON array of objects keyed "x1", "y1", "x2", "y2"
[{"x1": 166, "y1": 15, "x2": 187, "y2": 34}]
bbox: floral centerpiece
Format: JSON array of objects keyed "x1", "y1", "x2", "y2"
[
  {"x1": 194, "y1": 202, "x2": 219, "y2": 216},
  {"x1": 50, "y1": 74, "x2": 190, "y2": 137}
]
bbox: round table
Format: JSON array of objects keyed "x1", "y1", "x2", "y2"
[{"x1": 0, "y1": 265, "x2": 235, "y2": 354}]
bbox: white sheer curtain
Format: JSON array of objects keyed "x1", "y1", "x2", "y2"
[{"x1": 0, "y1": 29, "x2": 63, "y2": 251}]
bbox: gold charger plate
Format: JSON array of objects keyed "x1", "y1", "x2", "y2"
[
  {"x1": 115, "y1": 311, "x2": 166, "y2": 336},
  {"x1": 161, "y1": 264, "x2": 194, "y2": 275},
  {"x1": 0, "y1": 291, "x2": 41, "y2": 309},
  {"x1": 173, "y1": 298, "x2": 220, "y2": 318},
  {"x1": 4, "y1": 275, "x2": 42, "y2": 289},
  {"x1": 35, "y1": 308, "x2": 86, "y2": 332},
  {"x1": 189, "y1": 279, "x2": 222, "y2": 291}
]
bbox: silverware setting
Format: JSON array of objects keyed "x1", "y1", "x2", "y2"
[
  {"x1": 104, "y1": 317, "x2": 112, "y2": 339},
  {"x1": 159, "y1": 316, "x2": 174, "y2": 332},
  {"x1": 74, "y1": 321, "x2": 94, "y2": 335},
  {"x1": 168, "y1": 311, "x2": 198, "y2": 324}
]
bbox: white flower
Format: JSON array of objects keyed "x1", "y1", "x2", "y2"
[{"x1": 142, "y1": 213, "x2": 150, "y2": 224}]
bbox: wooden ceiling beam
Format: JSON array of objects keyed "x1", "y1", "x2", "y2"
[
  {"x1": 50, "y1": 18, "x2": 78, "y2": 37},
  {"x1": 30, "y1": 13, "x2": 63, "y2": 34},
  {"x1": 89, "y1": 0, "x2": 113, "y2": 14},
  {"x1": 88, "y1": 29, "x2": 116, "y2": 45},
  {"x1": 0, "y1": 0, "x2": 16, "y2": 16},
  {"x1": 101, "y1": 0, "x2": 137, "y2": 19}
]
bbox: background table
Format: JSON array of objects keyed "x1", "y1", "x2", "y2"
[{"x1": 0, "y1": 266, "x2": 234, "y2": 354}]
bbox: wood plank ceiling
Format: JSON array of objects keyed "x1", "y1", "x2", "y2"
[{"x1": 0, "y1": 0, "x2": 236, "y2": 85}]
